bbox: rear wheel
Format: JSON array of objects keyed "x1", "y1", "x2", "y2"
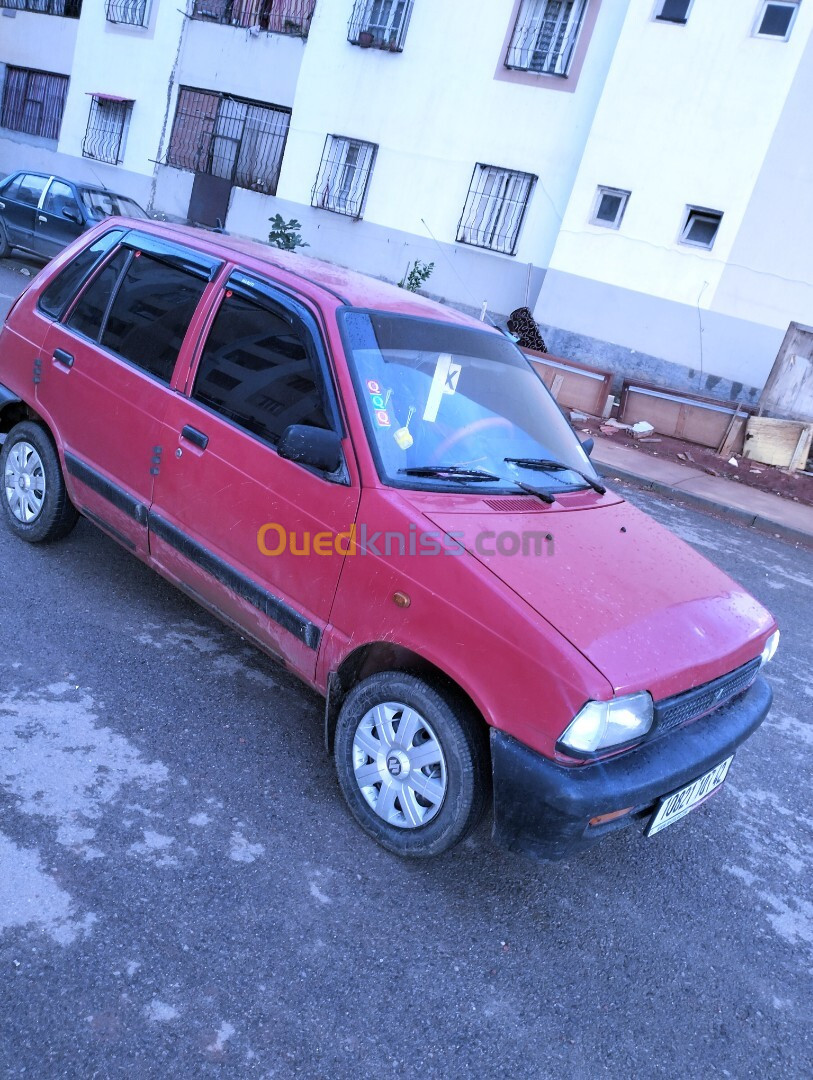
[
  {"x1": 0, "y1": 221, "x2": 10, "y2": 259},
  {"x1": 334, "y1": 671, "x2": 489, "y2": 857},
  {"x1": 0, "y1": 421, "x2": 78, "y2": 543}
]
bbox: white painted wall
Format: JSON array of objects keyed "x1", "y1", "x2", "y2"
[{"x1": 0, "y1": 9, "x2": 78, "y2": 74}]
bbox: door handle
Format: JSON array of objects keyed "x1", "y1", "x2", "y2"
[
  {"x1": 38, "y1": 214, "x2": 47, "y2": 224},
  {"x1": 53, "y1": 349, "x2": 74, "y2": 369},
  {"x1": 181, "y1": 425, "x2": 209, "y2": 450},
  {"x1": 0, "y1": 201, "x2": 5, "y2": 210}
]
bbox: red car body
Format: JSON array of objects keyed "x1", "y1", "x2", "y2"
[{"x1": 0, "y1": 219, "x2": 777, "y2": 860}]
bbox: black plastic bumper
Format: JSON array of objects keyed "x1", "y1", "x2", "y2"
[{"x1": 491, "y1": 676, "x2": 773, "y2": 861}]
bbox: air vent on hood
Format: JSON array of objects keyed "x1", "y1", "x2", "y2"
[{"x1": 484, "y1": 497, "x2": 544, "y2": 513}]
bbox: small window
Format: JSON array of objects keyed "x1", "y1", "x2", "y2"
[
  {"x1": 590, "y1": 186, "x2": 630, "y2": 229},
  {"x1": 192, "y1": 291, "x2": 330, "y2": 445},
  {"x1": 505, "y1": 0, "x2": 589, "y2": 76},
  {"x1": 66, "y1": 249, "x2": 130, "y2": 342},
  {"x1": 10, "y1": 174, "x2": 49, "y2": 208},
  {"x1": 457, "y1": 164, "x2": 537, "y2": 255},
  {"x1": 82, "y1": 97, "x2": 133, "y2": 166},
  {"x1": 311, "y1": 135, "x2": 378, "y2": 218},
  {"x1": 654, "y1": 0, "x2": 693, "y2": 23},
  {"x1": 679, "y1": 207, "x2": 723, "y2": 249},
  {"x1": 753, "y1": 1, "x2": 799, "y2": 39},
  {"x1": 348, "y1": 0, "x2": 414, "y2": 51},
  {"x1": 105, "y1": 0, "x2": 150, "y2": 27},
  {"x1": 39, "y1": 230, "x2": 124, "y2": 320},
  {"x1": 42, "y1": 180, "x2": 80, "y2": 219}
]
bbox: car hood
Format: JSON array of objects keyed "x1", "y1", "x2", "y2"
[{"x1": 422, "y1": 494, "x2": 773, "y2": 699}]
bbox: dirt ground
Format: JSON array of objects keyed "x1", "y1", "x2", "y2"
[{"x1": 575, "y1": 415, "x2": 813, "y2": 509}]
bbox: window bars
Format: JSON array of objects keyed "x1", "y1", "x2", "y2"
[
  {"x1": 457, "y1": 165, "x2": 536, "y2": 256},
  {"x1": 82, "y1": 96, "x2": 133, "y2": 165},
  {"x1": 505, "y1": 0, "x2": 588, "y2": 76},
  {"x1": 0, "y1": 67, "x2": 69, "y2": 141},
  {"x1": 190, "y1": 0, "x2": 315, "y2": 35},
  {"x1": 167, "y1": 89, "x2": 292, "y2": 194},
  {"x1": 347, "y1": 0, "x2": 413, "y2": 51},
  {"x1": 105, "y1": 0, "x2": 148, "y2": 24},
  {"x1": 311, "y1": 136, "x2": 378, "y2": 218},
  {"x1": 0, "y1": 0, "x2": 82, "y2": 16}
]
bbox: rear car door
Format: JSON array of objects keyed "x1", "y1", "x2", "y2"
[
  {"x1": 36, "y1": 179, "x2": 85, "y2": 259},
  {"x1": 0, "y1": 173, "x2": 49, "y2": 252},
  {"x1": 149, "y1": 271, "x2": 360, "y2": 680},
  {"x1": 35, "y1": 232, "x2": 221, "y2": 554}
]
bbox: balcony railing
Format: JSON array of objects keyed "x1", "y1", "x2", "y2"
[
  {"x1": 190, "y1": 0, "x2": 315, "y2": 36},
  {"x1": 0, "y1": 0, "x2": 82, "y2": 16}
]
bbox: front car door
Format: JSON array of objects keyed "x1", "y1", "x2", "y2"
[
  {"x1": 36, "y1": 178, "x2": 86, "y2": 259},
  {"x1": 149, "y1": 270, "x2": 360, "y2": 681},
  {"x1": 0, "y1": 172, "x2": 50, "y2": 252}
]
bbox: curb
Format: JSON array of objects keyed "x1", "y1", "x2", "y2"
[{"x1": 594, "y1": 460, "x2": 813, "y2": 550}]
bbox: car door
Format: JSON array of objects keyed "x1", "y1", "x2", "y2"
[
  {"x1": 36, "y1": 179, "x2": 85, "y2": 259},
  {"x1": 0, "y1": 173, "x2": 49, "y2": 251},
  {"x1": 36, "y1": 232, "x2": 222, "y2": 555},
  {"x1": 149, "y1": 270, "x2": 360, "y2": 681}
]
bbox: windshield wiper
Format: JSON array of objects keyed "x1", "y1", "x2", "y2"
[
  {"x1": 505, "y1": 457, "x2": 606, "y2": 496},
  {"x1": 399, "y1": 465, "x2": 502, "y2": 483}
]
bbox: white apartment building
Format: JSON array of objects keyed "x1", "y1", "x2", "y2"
[{"x1": 1, "y1": 0, "x2": 811, "y2": 405}]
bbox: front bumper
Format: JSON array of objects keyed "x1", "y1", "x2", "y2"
[{"x1": 491, "y1": 676, "x2": 772, "y2": 861}]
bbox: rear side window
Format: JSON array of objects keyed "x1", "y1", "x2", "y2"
[
  {"x1": 39, "y1": 229, "x2": 124, "y2": 319},
  {"x1": 66, "y1": 248, "x2": 129, "y2": 340},
  {"x1": 192, "y1": 291, "x2": 329, "y2": 445}
]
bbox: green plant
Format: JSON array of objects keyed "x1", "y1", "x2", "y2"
[
  {"x1": 268, "y1": 214, "x2": 309, "y2": 251},
  {"x1": 398, "y1": 259, "x2": 435, "y2": 292}
]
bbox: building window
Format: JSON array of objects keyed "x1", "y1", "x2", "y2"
[
  {"x1": 753, "y1": 1, "x2": 799, "y2": 39},
  {"x1": 311, "y1": 136, "x2": 378, "y2": 218},
  {"x1": 82, "y1": 96, "x2": 133, "y2": 165},
  {"x1": 457, "y1": 164, "x2": 536, "y2": 255},
  {"x1": 0, "y1": 0, "x2": 82, "y2": 15},
  {"x1": 505, "y1": 0, "x2": 588, "y2": 76},
  {"x1": 167, "y1": 88, "x2": 291, "y2": 194},
  {"x1": 0, "y1": 67, "x2": 69, "y2": 141},
  {"x1": 348, "y1": 0, "x2": 414, "y2": 51},
  {"x1": 105, "y1": 0, "x2": 149, "y2": 24},
  {"x1": 679, "y1": 207, "x2": 723, "y2": 250},
  {"x1": 590, "y1": 186, "x2": 630, "y2": 229},
  {"x1": 654, "y1": 0, "x2": 693, "y2": 23},
  {"x1": 190, "y1": 0, "x2": 315, "y2": 35}
]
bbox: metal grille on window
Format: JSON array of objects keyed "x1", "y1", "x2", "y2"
[
  {"x1": 105, "y1": 0, "x2": 149, "y2": 24},
  {"x1": 167, "y1": 89, "x2": 291, "y2": 194},
  {"x1": 190, "y1": 0, "x2": 315, "y2": 35},
  {"x1": 0, "y1": 0, "x2": 82, "y2": 16},
  {"x1": 311, "y1": 136, "x2": 377, "y2": 219},
  {"x1": 82, "y1": 96, "x2": 132, "y2": 165},
  {"x1": 457, "y1": 165, "x2": 536, "y2": 256},
  {"x1": 505, "y1": 0, "x2": 588, "y2": 76},
  {"x1": 347, "y1": 0, "x2": 414, "y2": 50},
  {"x1": 0, "y1": 67, "x2": 69, "y2": 141}
]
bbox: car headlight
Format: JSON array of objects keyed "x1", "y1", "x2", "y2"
[
  {"x1": 559, "y1": 692, "x2": 654, "y2": 755},
  {"x1": 760, "y1": 628, "x2": 780, "y2": 666}
]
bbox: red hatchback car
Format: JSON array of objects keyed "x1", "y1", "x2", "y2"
[{"x1": 0, "y1": 220, "x2": 778, "y2": 860}]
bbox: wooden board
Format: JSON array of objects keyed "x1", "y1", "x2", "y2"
[
  {"x1": 524, "y1": 350, "x2": 614, "y2": 416},
  {"x1": 618, "y1": 383, "x2": 752, "y2": 450},
  {"x1": 743, "y1": 416, "x2": 813, "y2": 470}
]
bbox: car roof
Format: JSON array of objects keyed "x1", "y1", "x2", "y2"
[
  {"x1": 112, "y1": 218, "x2": 496, "y2": 328},
  {"x1": 4, "y1": 170, "x2": 133, "y2": 200}
]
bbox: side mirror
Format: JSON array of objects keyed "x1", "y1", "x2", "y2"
[
  {"x1": 278, "y1": 424, "x2": 342, "y2": 473},
  {"x1": 62, "y1": 207, "x2": 83, "y2": 225},
  {"x1": 581, "y1": 437, "x2": 595, "y2": 458}
]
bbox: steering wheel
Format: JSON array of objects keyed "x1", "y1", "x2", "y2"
[{"x1": 432, "y1": 416, "x2": 515, "y2": 463}]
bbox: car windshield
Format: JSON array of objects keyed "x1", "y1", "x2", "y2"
[
  {"x1": 79, "y1": 188, "x2": 149, "y2": 220},
  {"x1": 341, "y1": 311, "x2": 598, "y2": 492}
]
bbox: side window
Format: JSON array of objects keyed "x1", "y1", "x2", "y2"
[
  {"x1": 39, "y1": 230, "x2": 125, "y2": 319},
  {"x1": 42, "y1": 180, "x2": 80, "y2": 218},
  {"x1": 15, "y1": 174, "x2": 49, "y2": 207},
  {"x1": 192, "y1": 290, "x2": 330, "y2": 445},
  {"x1": 100, "y1": 252, "x2": 208, "y2": 383},
  {"x1": 66, "y1": 248, "x2": 130, "y2": 341}
]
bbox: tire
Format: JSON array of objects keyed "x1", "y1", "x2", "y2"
[
  {"x1": 0, "y1": 421, "x2": 79, "y2": 543},
  {"x1": 334, "y1": 671, "x2": 489, "y2": 857},
  {"x1": 0, "y1": 220, "x2": 10, "y2": 259}
]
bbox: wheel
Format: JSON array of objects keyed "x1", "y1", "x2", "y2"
[
  {"x1": 334, "y1": 671, "x2": 489, "y2": 857},
  {"x1": 0, "y1": 220, "x2": 10, "y2": 259},
  {"x1": 0, "y1": 421, "x2": 79, "y2": 543}
]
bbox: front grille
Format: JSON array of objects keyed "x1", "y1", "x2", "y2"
[{"x1": 654, "y1": 658, "x2": 761, "y2": 736}]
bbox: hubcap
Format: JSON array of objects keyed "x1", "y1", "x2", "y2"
[
  {"x1": 4, "y1": 441, "x2": 46, "y2": 524},
  {"x1": 352, "y1": 702, "x2": 447, "y2": 829}
]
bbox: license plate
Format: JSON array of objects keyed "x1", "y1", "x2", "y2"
[{"x1": 646, "y1": 756, "x2": 734, "y2": 837}]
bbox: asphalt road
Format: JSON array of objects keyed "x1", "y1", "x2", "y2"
[{"x1": 1, "y1": 257, "x2": 812, "y2": 1078}]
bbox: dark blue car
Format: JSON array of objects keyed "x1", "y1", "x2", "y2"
[{"x1": 0, "y1": 171, "x2": 149, "y2": 261}]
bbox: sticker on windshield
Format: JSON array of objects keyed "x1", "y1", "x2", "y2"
[
  {"x1": 375, "y1": 410, "x2": 391, "y2": 428},
  {"x1": 423, "y1": 353, "x2": 462, "y2": 423}
]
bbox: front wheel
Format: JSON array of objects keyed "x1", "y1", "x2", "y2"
[
  {"x1": 0, "y1": 421, "x2": 79, "y2": 542},
  {"x1": 334, "y1": 672, "x2": 489, "y2": 857}
]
